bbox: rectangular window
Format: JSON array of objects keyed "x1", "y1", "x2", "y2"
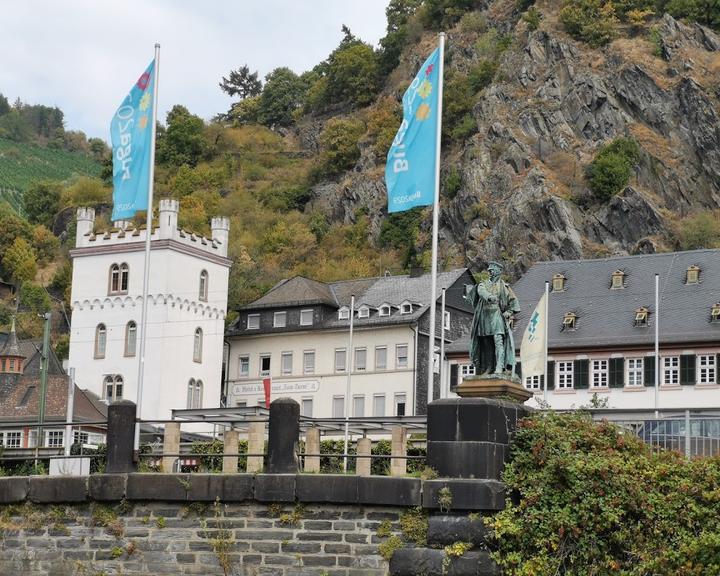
[
  {"x1": 698, "y1": 355, "x2": 716, "y2": 384},
  {"x1": 373, "y1": 394, "x2": 386, "y2": 417},
  {"x1": 300, "y1": 309, "x2": 313, "y2": 326},
  {"x1": 396, "y1": 344, "x2": 408, "y2": 368},
  {"x1": 273, "y1": 311, "x2": 287, "y2": 328},
  {"x1": 239, "y1": 356, "x2": 250, "y2": 378},
  {"x1": 557, "y1": 361, "x2": 574, "y2": 389},
  {"x1": 525, "y1": 375, "x2": 541, "y2": 390},
  {"x1": 375, "y1": 346, "x2": 387, "y2": 370},
  {"x1": 4, "y1": 431, "x2": 21, "y2": 448},
  {"x1": 663, "y1": 356, "x2": 679, "y2": 385},
  {"x1": 591, "y1": 359, "x2": 608, "y2": 388},
  {"x1": 303, "y1": 350, "x2": 315, "y2": 374},
  {"x1": 301, "y1": 398, "x2": 313, "y2": 418},
  {"x1": 460, "y1": 364, "x2": 476, "y2": 380},
  {"x1": 332, "y1": 396, "x2": 345, "y2": 418},
  {"x1": 260, "y1": 354, "x2": 271, "y2": 377},
  {"x1": 353, "y1": 395, "x2": 365, "y2": 417},
  {"x1": 443, "y1": 311, "x2": 450, "y2": 330},
  {"x1": 46, "y1": 430, "x2": 64, "y2": 448},
  {"x1": 73, "y1": 431, "x2": 89, "y2": 445},
  {"x1": 247, "y1": 314, "x2": 260, "y2": 329},
  {"x1": 355, "y1": 348, "x2": 367, "y2": 371},
  {"x1": 627, "y1": 358, "x2": 644, "y2": 386},
  {"x1": 334, "y1": 348, "x2": 347, "y2": 372},
  {"x1": 395, "y1": 393, "x2": 407, "y2": 416},
  {"x1": 281, "y1": 352, "x2": 293, "y2": 375}
]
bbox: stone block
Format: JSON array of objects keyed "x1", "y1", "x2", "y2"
[
  {"x1": 88, "y1": 474, "x2": 126, "y2": 501},
  {"x1": 29, "y1": 476, "x2": 87, "y2": 503},
  {"x1": 422, "y1": 479, "x2": 505, "y2": 511},
  {"x1": 426, "y1": 514, "x2": 489, "y2": 546},
  {"x1": 427, "y1": 400, "x2": 459, "y2": 442},
  {"x1": 254, "y1": 473, "x2": 296, "y2": 502},
  {"x1": 426, "y1": 441, "x2": 506, "y2": 480},
  {"x1": 0, "y1": 477, "x2": 28, "y2": 503},
  {"x1": 297, "y1": 474, "x2": 358, "y2": 504},
  {"x1": 357, "y1": 477, "x2": 421, "y2": 507},
  {"x1": 390, "y1": 548, "x2": 500, "y2": 575},
  {"x1": 267, "y1": 398, "x2": 299, "y2": 473},
  {"x1": 186, "y1": 474, "x2": 254, "y2": 502},
  {"x1": 126, "y1": 473, "x2": 191, "y2": 501}
]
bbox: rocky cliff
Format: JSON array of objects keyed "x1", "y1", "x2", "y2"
[{"x1": 304, "y1": 9, "x2": 720, "y2": 279}]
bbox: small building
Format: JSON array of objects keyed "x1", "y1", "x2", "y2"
[
  {"x1": 447, "y1": 249, "x2": 720, "y2": 410},
  {"x1": 67, "y1": 201, "x2": 231, "y2": 422},
  {"x1": 0, "y1": 321, "x2": 106, "y2": 450},
  {"x1": 225, "y1": 269, "x2": 475, "y2": 416}
]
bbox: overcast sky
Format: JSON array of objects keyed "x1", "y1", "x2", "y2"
[{"x1": 1, "y1": 1, "x2": 390, "y2": 141}]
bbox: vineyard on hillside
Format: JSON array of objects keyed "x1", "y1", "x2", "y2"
[{"x1": 0, "y1": 138, "x2": 101, "y2": 193}]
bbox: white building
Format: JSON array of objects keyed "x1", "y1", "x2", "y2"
[
  {"x1": 67, "y1": 200, "x2": 231, "y2": 422},
  {"x1": 225, "y1": 270, "x2": 475, "y2": 417}
]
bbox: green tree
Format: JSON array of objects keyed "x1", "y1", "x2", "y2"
[
  {"x1": 324, "y1": 43, "x2": 380, "y2": 108},
  {"x1": 379, "y1": 207, "x2": 425, "y2": 268},
  {"x1": 61, "y1": 176, "x2": 110, "y2": 207},
  {"x1": 19, "y1": 282, "x2": 51, "y2": 313},
  {"x1": 156, "y1": 105, "x2": 207, "y2": 167},
  {"x1": 586, "y1": 137, "x2": 640, "y2": 201},
  {"x1": 219, "y1": 64, "x2": 263, "y2": 99},
  {"x1": 23, "y1": 180, "x2": 62, "y2": 227},
  {"x1": 257, "y1": 67, "x2": 306, "y2": 128},
  {"x1": 2, "y1": 237, "x2": 37, "y2": 285},
  {"x1": 560, "y1": 0, "x2": 619, "y2": 46},
  {"x1": 0, "y1": 109, "x2": 32, "y2": 142},
  {"x1": 378, "y1": 0, "x2": 422, "y2": 76},
  {"x1": 317, "y1": 118, "x2": 366, "y2": 177},
  {"x1": 31, "y1": 225, "x2": 60, "y2": 263},
  {"x1": 0, "y1": 203, "x2": 32, "y2": 260},
  {"x1": 0, "y1": 93, "x2": 9, "y2": 116}
]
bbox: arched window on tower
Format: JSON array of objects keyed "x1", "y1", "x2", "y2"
[
  {"x1": 199, "y1": 270, "x2": 209, "y2": 302},
  {"x1": 187, "y1": 379, "x2": 203, "y2": 409},
  {"x1": 120, "y1": 263, "x2": 129, "y2": 292},
  {"x1": 109, "y1": 263, "x2": 130, "y2": 294},
  {"x1": 125, "y1": 321, "x2": 137, "y2": 357},
  {"x1": 95, "y1": 324, "x2": 107, "y2": 358},
  {"x1": 103, "y1": 374, "x2": 123, "y2": 401},
  {"x1": 193, "y1": 328, "x2": 203, "y2": 363}
]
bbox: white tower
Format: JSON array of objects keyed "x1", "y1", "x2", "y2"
[{"x1": 67, "y1": 206, "x2": 231, "y2": 423}]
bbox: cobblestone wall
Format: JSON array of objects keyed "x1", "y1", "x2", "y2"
[{"x1": 0, "y1": 501, "x2": 401, "y2": 575}]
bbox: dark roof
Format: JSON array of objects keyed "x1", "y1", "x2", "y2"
[
  {"x1": 0, "y1": 320, "x2": 20, "y2": 357},
  {"x1": 510, "y1": 249, "x2": 720, "y2": 350},
  {"x1": 232, "y1": 268, "x2": 474, "y2": 334},
  {"x1": 0, "y1": 335, "x2": 65, "y2": 376}
]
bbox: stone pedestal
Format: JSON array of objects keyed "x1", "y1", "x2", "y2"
[
  {"x1": 356, "y1": 437, "x2": 372, "y2": 476},
  {"x1": 107, "y1": 401, "x2": 136, "y2": 474},
  {"x1": 246, "y1": 421, "x2": 265, "y2": 473},
  {"x1": 304, "y1": 427, "x2": 320, "y2": 473},
  {"x1": 222, "y1": 429, "x2": 239, "y2": 474},
  {"x1": 427, "y1": 397, "x2": 531, "y2": 480},
  {"x1": 162, "y1": 422, "x2": 180, "y2": 473},
  {"x1": 456, "y1": 375, "x2": 532, "y2": 402},
  {"x1": 266, "y1": 398, "x2": 299, "y2": 474}
]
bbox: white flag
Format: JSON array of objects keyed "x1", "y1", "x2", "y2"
[{"x1": 520, "y1": 292, "x2": 547, "y2": 384}]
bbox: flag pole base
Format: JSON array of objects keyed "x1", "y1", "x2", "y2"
[{"x1": 456, "y1": 376, "x2": 532, "y2": 403}]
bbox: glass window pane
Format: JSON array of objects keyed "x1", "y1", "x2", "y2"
[
  {"x1": 335, "y1": 349, "x2": 346, "y2": 372},
  {"x1": 303, "y1": 351, "x2": 315, "y2": 374},
  {"x1": 274, "y1": 312, "x2": 287, "y2": 328},
  {"x1": 281, "y1": 352, "x2": 293, "y2": 375},
  {"x1": 375, "y1": 347, "x2": 387, "y2": 370},
  {"x1": 300, "y1": 309, "x2": 313, "y2": 326},
  {"x1": 353, "y1": 395, "x2": 365, "y2": 417},
  {"x1": 355, "y1": 348, "x2": 367, "y2": 371},
  {"x1": 301, "y1": 399, "x2": 313, "y2": 417},
  {"x1": 332, "y1": 396, "x2": 344, "y2": 418},
  {"x1": 373, "y1": 394, "x2": 385, "y2": 417}
]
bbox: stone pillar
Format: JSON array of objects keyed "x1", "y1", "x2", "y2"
[
  {"x1": 356, "y1": 437, "x2": 372, "y2": 476},
  {"x1": 223, "y1": 429, "x2": 239, "y2": 474},
  {"x1": 427, "y1": 398, "x2": 532, "y2": 479},
  {"x1": 246, "y1": 421, "x2": 265, "y2": 473},
  {"x1": 106, "y1": 401, "x2": 136, "y2": 473},
  {"x1": 390, "y1": 426, "x2": 407, "y2": 477},
  {"x1": 162, "y1": 422, "x2": 180, "y2": 473},
  {"x1": 266, "y1": 398, "x2": 299, "y2": 474},
  {"x1": 304, "y1": 427, "x2": 320, "y2": 473}
]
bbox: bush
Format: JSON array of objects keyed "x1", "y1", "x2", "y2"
[
  {"x1": 23, "y1": 180, "x2": 62, "y2": 227},
  {"x1": 443, "y1": 167, "x2": 462, "y2": 198},
  {"x1": 523, "y1": 6, "x2": 543, "y2": 30},
  {"x1": 586, "y1": 137, "x2": 640, "y2": 201},
  {"x1": 379, "y1": 207, "x2": 425, "y2": 268},
  {"x1": 487, "y1": 412, "x2": 720, "y2": 575},
  {"x1": 19, "y1": 282, "x2": 51, "y2": 313},
  {"x1": 442, "y1": 73, "x2": 474, "y2": 141},
  {"x1": 317, "y1": 118, "x2": 366, "y2": 178},
  {"x1": 468, "y1": 60, "x2": 499, "y2": 92},
  {"x1": 559, "y1": 0, "x2": 619, "y2": 46},
  {"x1": 677, "y1": 211, "x2": 720, "y2": 250}
]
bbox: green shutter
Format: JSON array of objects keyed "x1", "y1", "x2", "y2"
[
  {"x1": 680, "y1": 354, "x2": 696, "y2": 385},
  {"x1": 515, "y1": 361, "x2": 522, "y2": 380},
  {"x1": 575, "y1": 359, "x2": 589, "y2": 389},
  {"x1": 644, "y1": 356, "x2": 655, "y2": 387},
  {"x1": 450, "y1": 364, "x2": 459, "y2": 390},
  {"x1": 546, "y1": 361, "x2": 555, "y2": 390},
  {"x1": 609, "y1": 358, "x2": 625, "y2": 388}
]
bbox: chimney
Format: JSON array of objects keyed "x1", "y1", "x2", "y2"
[
  {"x1": 159, "y1": 199, "x2": 179, "y2": 239},
  {"x1": 211, "y1": 216, "x2": 230, "y2": 257},
  {"x1": 75, "y1": 207, "x2": 95, "y2": 247}
]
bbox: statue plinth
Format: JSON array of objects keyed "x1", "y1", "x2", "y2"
[{"x1": 456, "y1": 375, "x2": 533, "y2": 403}]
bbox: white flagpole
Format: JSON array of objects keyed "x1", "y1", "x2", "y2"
[
  {"x1": 426, "y1": 32, "x2": 445, "y2": 412},
  {"x1": 543, "y1": 281, "x2": 549, "y2": 404},
  {"x1": 343, "y1": 295, "x2": 355, "y2": 473},
  {"x1": 134, "y1": 43, "x2": 161, "y2": 452},
  {"x1": 654, "y1": 273, "x2": 659, "y2": 418},
  {"x1": 439, "y1": 288, "x2": 446, "y2": 398}
]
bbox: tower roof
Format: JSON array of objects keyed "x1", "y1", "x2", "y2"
[{"x1": 0, "y1": 318, "x2": 23, "y2": 358}]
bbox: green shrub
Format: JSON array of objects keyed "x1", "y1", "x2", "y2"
[
  {"x1": 523, "y1": 6, "x2": 542, "y2": 30},
  {"x1": 379, "y1": 207, "x2": 424, "y2": 268},
  {"x1": 468, "y1": 60, "x2": 499, "y2": 92},
  {"x1": 559, "y1": 0, "x2": 619, "y2": 46},
  {"x1": 450, "y1": 114, "x2": 478, "y2": 141},
  {"x1": 586, "y1": 137, "x2": 640, "y2": 201},
  {"x1": 443, "y1": 167, "x2": 462, "y2": 198},
  {"x1": 487, "y1": 412, "x2": 720, "y2": 575},
  {"x1": 19, "y1": 282, "x2": 50, "y2": 313},
  {"x1": 677, "y1": 211, "x2": 720, "y2": 250},
  {"x1": 317, "y1": 118, "x2": 365, "y2": 178},
  {"x1": 442, "y1": 73, "x2": 474, "y2": 141}
]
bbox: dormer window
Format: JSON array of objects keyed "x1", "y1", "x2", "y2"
[
  {"x1": 711, "y1": 303, "x2": 720, "y2": 323},
  {"x1": 358, "y1": 305, "x2": 370, "y2": 318},
  {"x1": 562, "y1": 312, "x2": 577, "y2": 330},
  {"x1": 379, "y1": 304, "x2": 391, "y2": 317},
  {"x1": 247, "y1": 314, "x2": 260, "y2": 330},
  {"x1": 273, "y1": 311, "x2": 287, "y2": 328},
  {"x1": 300, "y1": 309, "x2": 314, "y2": 326},
  {"x1": 338, "y1": 307, "x2": 350, "y2": 320},
  {"x1": 400, "y1": 301, "x2": 413, "y2": 315},
  {"x1": 634, "y1": 307, "x2": 649, "y2": 327},
  {"x1": 611, "y1": 270, "x2": 625, "y2": 290},
  {"x1": 686, "y1": 265, "x2": 700, "y2": 285},
  {"x1": 552, "y1": 273, "x2": 566, "y2": 292}
]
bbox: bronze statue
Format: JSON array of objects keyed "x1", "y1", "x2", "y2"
[{"x1": 464, "y1": 261, "x2": 520, "y2": 378}]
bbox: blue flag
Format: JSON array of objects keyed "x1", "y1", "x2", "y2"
[
  {"x1": 385, "y1": 48, "x2": 440, "y2": 213},
  {"x1": 111, "y1": 60, "x2": 156, "y2": 221}
]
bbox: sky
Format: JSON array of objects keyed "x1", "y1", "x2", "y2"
[{"x1": 1, "y1": 1, "x2": 390, "y2": 141}]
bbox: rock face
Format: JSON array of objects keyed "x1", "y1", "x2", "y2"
[{"x1": 305, "y1": 15, "x2": 720, "y2": 277}]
